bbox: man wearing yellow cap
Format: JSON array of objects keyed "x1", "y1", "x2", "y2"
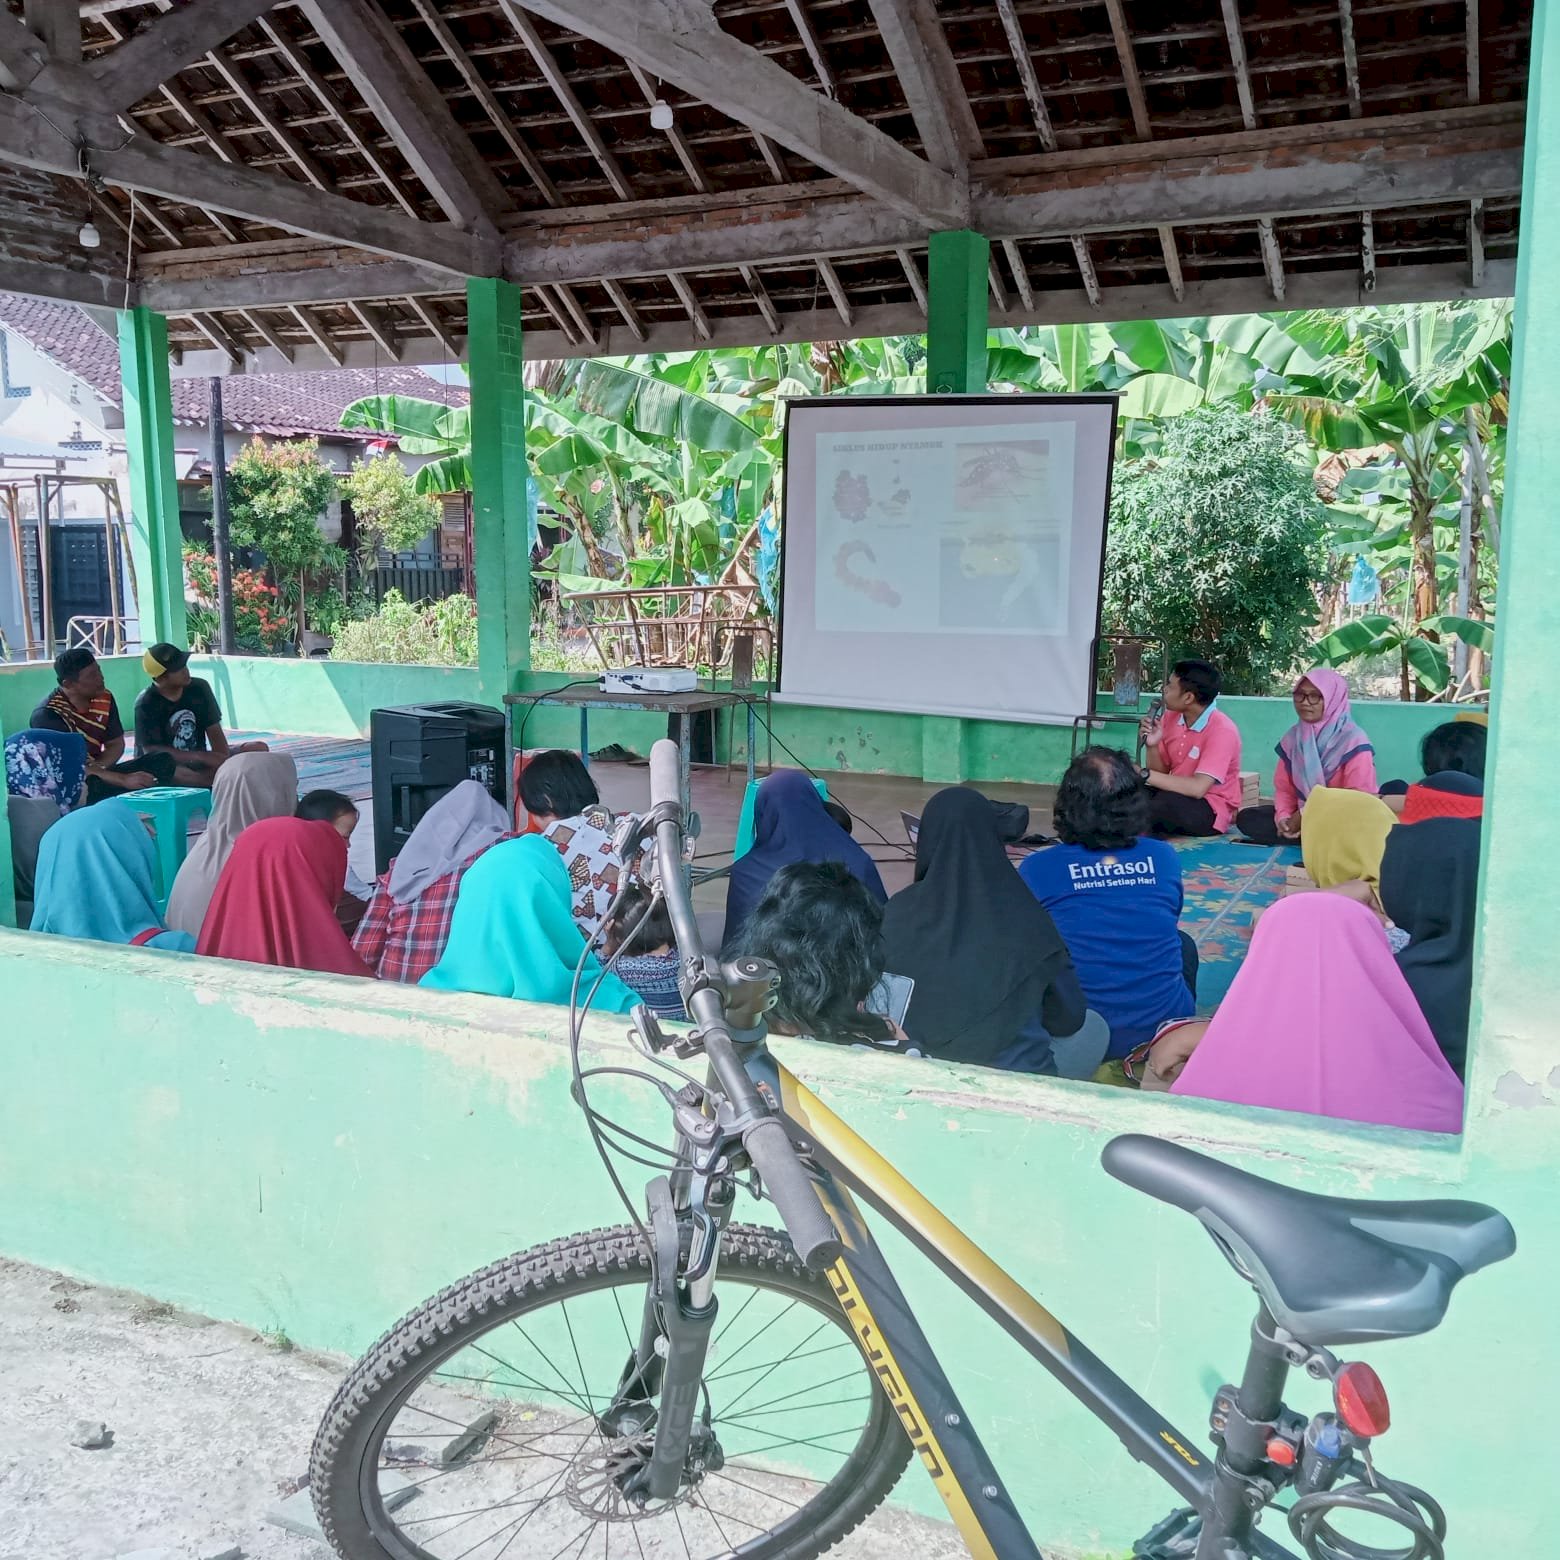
[{"x1": 133, "y1": 643, "x2": 268, "y2": 788}]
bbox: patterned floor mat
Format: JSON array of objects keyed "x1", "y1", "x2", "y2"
[
  {"x1": 1174, "y1": 836, "x2": 1301, "y2": 1011},
  {"x1": 228, "y1": 730, "x2": 373, "y2": 800}
]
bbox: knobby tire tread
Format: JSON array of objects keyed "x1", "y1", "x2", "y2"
[{"x1": 309, "y1": 1222, "x2": 912, "y2": 1560}]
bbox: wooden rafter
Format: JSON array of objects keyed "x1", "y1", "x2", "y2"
[
  {"x1": 239, "y1": 308, "x2": 294, "y2": 362},
  {"x1": 669, "y1": 272, "x2": 712, "y2": 341},
  {"x1": 815, "y1": 257, "x2": 853, "y2": 328},
  {"x1": 1361, "y1": 209, "x2": 1377, "y2": 292},
  {"x1": 1071, "y1": 235, "x2": 1101, "y2": 307},
  {"x1": 1002, "y1": 240, "x2": 1035, "y2": 311},
  {"x1": 406, "y1": 295, "x2": 458, "y2": 360},
  {"x1": 1220, "y1": 0, "x2": 1260, "y2": 132},
  {"x1": 628, "y1": 63, "x2": 710, "y2": 194},
  {"x1": 782, "y1": 0, "x2": 837, "y2": 97},
  {"x1": 992, "y1": 0, "x2": 1056, "y2": 152},
  {"x1": 89, "y1": 0, "x2": 279, "y2": 111},
  {"x1": 1467, "y1": 0, "x2": 1480, "y2": 103},
  {"x1": 1103, "y1": 0, "x2": 1153, "y2": 140},
  {"x1": 289, "y1": 304, "x2": 345, "y2": 366},
  {"x1": 1158, "y1": 225, "x2": 1185, "y2": 302},
  {"x1": 495, "y1": 0, "x2": 634, "y2": 202},
  {"x1": 350, "y1": 300, "x2": 399, "y2": 360},
  {"x1": 1469, "y1": 198, "x2": 1485, "y2": 286},
  {"x1": 988, "y1": 255, "x2": 1009, "y2": 314},
  {"x1": 601, "y1": 278, "x2": 648, "y2": 342},
  {"x1": 738, "y1": 264, "x2": 782, "y2": 334},
  {"x1": 1338, "y1": 0, "x2": 1363, "y2": 119},
  {"x1": 866, "y1": 0, "x2": 982, "y2": 171},
  {"x1": 1258, "y1": 218, "x2": 1285, "y2": 301}
]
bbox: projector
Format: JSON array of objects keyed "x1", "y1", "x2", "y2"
[{"x1": 600, "y1": 667, "x2": 699, "y2": 694}]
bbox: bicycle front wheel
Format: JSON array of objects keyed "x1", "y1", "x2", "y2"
[{"x1": 310, "y1": 1223, "x2": 912, "y2": 1560}]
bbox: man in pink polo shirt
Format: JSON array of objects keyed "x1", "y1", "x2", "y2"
[{"x1": 1138, "y1": 659, "x2": 1243, "y2": 837}]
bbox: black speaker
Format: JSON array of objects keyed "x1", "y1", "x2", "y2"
[{"x1": 370, "y1": 701, "x2": 506, "y2": 875}]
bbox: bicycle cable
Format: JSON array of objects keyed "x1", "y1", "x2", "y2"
[{"x1": 1287, "y1": 1462, "x2": 1447, "y2": 1560}]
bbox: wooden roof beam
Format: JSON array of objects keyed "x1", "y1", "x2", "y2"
[
  {"x1": 601, "y1": 278, "x2": 648, "y2": 342},
  {"x1": 190, "y1": 310, "x2": 244, "y2": 369},
  {"x1": 816, "y1": 257, "x2": 853, "y2": 328},
  {"x1": 628, "y1": 63, "x2": 711, "y2": 194},
  {"x1": 1338, "y1": 0, "x2": 1363, "y2": 119},
  {"x1": 738, "y1": 264, "x2": 783, "y2": 334},
  {"x1": 1361, "y1": 209, "x2": 1376, "y2": 292},
  {"x1": 1002, "y1": 239, "x2": 1035, "y2": 311},
  {"x1": 1258, "y1": 218, "x2": 1285, "y2": 301},
  {"x1": 23, "y1": 0, "x2": 78, "y2": 65},
  {"x1": 533, "y1": 284, "x2": 585, "y2": 346},
  {"x1": 1103, "y1": 0, "x2": 1153, "y2": 140},
  {"x1": 0, "y1": 6, "x2": 52, "y2": 89},
  {"x1": 1220, "y1": 0, "x2": 1260, "y2": 131},
  {"x1": 782, "y1": 0, "x2": 837, "y2": 98},
  {"x1": 992, "y1": 0, "x2": 1056, "y2": 152},
  {"x1": 897, "y1": 247, "x2": 928, "y2": 316},
  {"x1": 506, "y1": 0, "x2": 966, "y2": 227},
  {"x1": 1469, "y1": 198, "x2": 1485, "y2": 287},
  {"x1": 1071, "y1": 235, "x2": 1101, "y2": 307},
  {"x1": 988, "y1": 255, "x2": 1009, "y2": 314},
  {"x1": 238, "y1": 308, "x2": 294, "y2": 362},
  {"x1": 866, "y1": 0, "x2": 983, "y2": 172},
  {"x1": 496, "y1": 0, "x2": 635, "y2": 202},
  {"x1": 290, "y1": 304, "x2": 345, "y2": 367},
  {"x1": 1467, "y1": 0, "x2": 1480, "y2": 103},
  {"x1": 1158, "y1": 224, "x2": 1185, "y2": 302},
  {"x1": 349, "y1": 300, "x2": 399, "y2": 360},
  {"x1": 89, "y1": 0, "x2": 280, "y2": 112},
  {"x1": 406, "y1": 296, "x2": 459, "y2": 360},
  {"x1": 254, "y1": 16, "x2": 426, "y2": 221},
  {"x1": 300, "y1": 0, "x2": 515, "y2": 231},
  {"x1": 668, "y1": 272, "x2": 712, "y2": 341}
]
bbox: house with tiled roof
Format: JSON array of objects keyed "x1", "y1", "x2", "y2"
[{"x1": 0, "y1": 294, "x2": 469, "y2": 656}]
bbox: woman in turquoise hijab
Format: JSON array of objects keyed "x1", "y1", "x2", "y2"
[
  {"x1": 30, "y1": 803, "x2": 196, "y2": 952},
  {"x1": 420, "y1": 833, "x2": 638, "y2": 1010}
]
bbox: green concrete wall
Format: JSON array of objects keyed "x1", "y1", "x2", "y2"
[
  {"x1": 0, "y1": 656, "x2": 1461, "y2": 792},
  {"x1": 0, "y1": 931, "x2": 1542, "y2": 1557}
]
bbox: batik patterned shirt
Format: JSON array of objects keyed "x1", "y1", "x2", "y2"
[{"x1": 543, "y1": 806, "x2": 622, "y2": 938}]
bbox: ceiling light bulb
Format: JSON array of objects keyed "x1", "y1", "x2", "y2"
[
  {"x1": 650, "y1": 98, "x2": 674, "y2": 131},
  {"x1": 78, "y1": 220, "x2": 100, "y2": 250}
]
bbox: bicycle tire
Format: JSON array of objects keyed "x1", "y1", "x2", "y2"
[{"x1": 310, "y1": 1222, "x2": 913, "y2": 1560}]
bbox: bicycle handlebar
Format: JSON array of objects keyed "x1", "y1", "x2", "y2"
[{"x1": 647, "y1": 740, "x2": 841, "y2": 1270}]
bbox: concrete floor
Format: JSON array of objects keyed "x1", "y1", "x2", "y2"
[{"x1": 0, "y1": 1257, "x2": 971, "y2": 1560}]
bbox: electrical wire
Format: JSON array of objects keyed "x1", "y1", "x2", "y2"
[{"x1": 515, "y1": 677, "x2": 604, "y2": 763}]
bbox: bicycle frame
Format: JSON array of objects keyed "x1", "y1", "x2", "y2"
[{"x1": 750, "y1": 1049, "x2": 1302, "y2": 1560}]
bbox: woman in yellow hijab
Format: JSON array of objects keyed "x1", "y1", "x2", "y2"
[{"x1": 1301, "y1": 787, "x2": 1398, "y2": 899}]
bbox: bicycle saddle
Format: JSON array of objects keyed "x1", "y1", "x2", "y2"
[{"x1": 1102, "y1": 1134, "x2": 1515, "y2": 1346}]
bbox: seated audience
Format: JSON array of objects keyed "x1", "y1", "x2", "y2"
[
  {"x1": 1237, "y1": 669, "x2": 1376, "y2": 843},
  {"x1": 723, "y1": 769, "x2": 886, "y2": 950},
  {"x1": 31, "y1": 648, "x2": 173, "y2": 800},
  {"x1": 165, "y1": 751, "x2": 299, "y2": 939},
  {"x1": 30, "y1": 803, "x2": 195, "y2": 952},
  {"x1": 1382, "y1": 721, "x2": 1486, "y2": 820},
  {"x1": 420, "y1": 833, "x2": 637, "y2": 1010},
  {"x1": 6, "y1": 728, "x2": 88, "y2": 924},
  {"x1": 133, "y1": 643, "x2": 269, "y2": 788},
  {"x1": 1139, "y1": 659, "x2": 1243, "y2": 837},
  {"x1": 296, "y1": 789, "x2": 367, "y2": 932},
  {"x1": 353, "y1": 780, "x2": 511, "y2": 983},
  {"x1": 881, "y1": 785, "x2": 1108, "y2": 1077},
  {"x1": 520, "y1": 750, "x2": 621, "y2": 938},
  {"x1": 1380, "y1": 816, "x2": 1479, "y2": 1079},
  {"x1": 1151, "y1": 894, "x2": 1462, "y2": 1134},
  {"x1": 603, "y1": 882, "x2": 684, "y2": 1021},
  {"x1": 196, "y1": 816, "x2": 373, "y2": 977},
  {"x1": 1300, "y1": 786, "x2": 1397, "y2": 899},
  {"x1": 296, "y1": 789, "x2": 360, "y2": 838},
  {"x1": 1020, "y1": 748, "x2": 1196, "y2": 1059},
  {"x1": 733, "y1": 861, "x2": 901, "y2": 1049}
]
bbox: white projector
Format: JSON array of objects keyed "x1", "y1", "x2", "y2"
[{"x1": 600, "y1": 667, "x2": 699, "y2": 694}]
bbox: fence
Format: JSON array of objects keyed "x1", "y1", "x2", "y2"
[{"x1": 348, "y1": 551, "x2": 468, "y2": 608}]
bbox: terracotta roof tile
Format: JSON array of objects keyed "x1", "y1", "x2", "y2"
[{"x1": 0, "y1": 293, "x2": 468, "y2": 441}]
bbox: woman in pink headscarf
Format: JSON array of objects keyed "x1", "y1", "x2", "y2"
[
  {"x1": 1139, "y1": 894, "x2": 1462, "y2": 1134},
  {"x1": 1237, "y1": 668, "x2": 1376, "y2": 845}
]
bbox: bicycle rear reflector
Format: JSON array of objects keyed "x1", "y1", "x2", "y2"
[{"x1": 1334, "y1": 1361, "x2": 1391, "y2": 1437}]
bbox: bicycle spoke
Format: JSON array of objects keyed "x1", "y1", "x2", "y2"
[{"x1": 716, "y1": 1319, "x2": 831, "y2": 1417}]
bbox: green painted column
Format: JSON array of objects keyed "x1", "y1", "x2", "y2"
[
  {"x1": 921, "y1": 231, "x2": 990, "y2": 777},
  {"x1": 117, "y1": 307, "x2": 187, "y2": 648},
  {"x1": 1467, "y1": 0, "x2": 1560, "y2": 1090},
  {"x1": 925, "y1": 230, "x2": 989, "y2": 394},
  {"x1": 465, "y1": 277, "x2": 531, "y2": 696}
]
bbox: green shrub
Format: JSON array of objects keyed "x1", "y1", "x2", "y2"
[
  {"x1": 328, "y1": 589, "x2": 478, "y2": 665},
  {"x1": 1104, "y1": 407, "x2": 1328, "y2": 694}
]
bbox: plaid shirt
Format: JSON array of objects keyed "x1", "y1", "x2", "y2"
[{"x1": 351, "y1": 837, "x2": 509, "y2": 984}]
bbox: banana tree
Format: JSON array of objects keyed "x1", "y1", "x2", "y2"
[
  {"x1": 1314, "y1": 610, "x2": 1496, "y2": 700},
  {"x1": 1263, "y1": 302, "x2": 1511, "y2": 622}
]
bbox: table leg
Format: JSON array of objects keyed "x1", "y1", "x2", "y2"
[{"x1": 580, "y1": 706, "x2": 590, "y2": 768}]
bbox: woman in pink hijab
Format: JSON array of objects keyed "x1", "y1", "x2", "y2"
[
  {"x1": 1146, "y1": 894, "x2": 1462, "y2": 1134},
  {"x1": 1237, "y1": 668, "x2": 1377, "y2": 845}
]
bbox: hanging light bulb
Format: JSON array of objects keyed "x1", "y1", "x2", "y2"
[
  {"x1": 650, "y1": 98, "x2": 674, "y2": 131},
  {"x1": 78, "y1": 219, "x2": 101, "y2": 249}
]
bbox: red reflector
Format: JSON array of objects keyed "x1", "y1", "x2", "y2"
[
  {"x1": 1265, "y1": 1437, "x2": 1297, "y2": 1466},
  {"x1": 1335, "y1": 1362, "x2": 1391, "y2": 1437}
]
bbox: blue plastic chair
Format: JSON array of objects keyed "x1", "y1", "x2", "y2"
[
  {"x1": 733, "y1": 776, "x2": 829, "y2": 860},
  {"x1": 112, "y1": 786, "x2": 212, "y2": 910}
]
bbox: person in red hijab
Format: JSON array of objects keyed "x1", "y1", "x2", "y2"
[{"x1": 197, "y1": 816, "x2": 374, "y2": 978}]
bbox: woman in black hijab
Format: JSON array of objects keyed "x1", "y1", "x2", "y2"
[
  {"x1": 881, "y1": 786, "x2": 1106, "y2": 1076},
  {"x1": 1379, "y1": 816, "x2": 1480, "y2": 1078}
]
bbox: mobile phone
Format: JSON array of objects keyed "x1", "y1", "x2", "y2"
[{"x1": 865, "y1": 973, "x2": 915, "y2": 1028}]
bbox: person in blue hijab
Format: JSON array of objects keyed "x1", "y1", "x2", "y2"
[
  {"x1": 29, "y1": 803, "x2": 195, "y2": 952},
  {"x1": 420, "y1": 833, "x2": 638, "y2": 1010},
  {"x1": 721, "y1": 769, "x2": 886, "y2": 951}
]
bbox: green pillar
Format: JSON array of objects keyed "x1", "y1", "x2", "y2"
[
  {"x1": 926, "y1": 230, "x2": 989, "y2": 394},
  {"x1": 117, "y1": 307, "x2": 186, "y2": 648},
  {"x1": 466, "y1": 277, "x2": 531, "y2": 696},
  {"x1": 1467, "y1": 0, "x2": 1560, "y2": 1090}
]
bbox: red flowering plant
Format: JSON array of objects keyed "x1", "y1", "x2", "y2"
[{"x1": 183, "y1": 545, "x2": 293, "y2": 654}]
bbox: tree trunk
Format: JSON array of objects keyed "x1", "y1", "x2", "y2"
[
  {"x1": 564, "y1": 499, "x2": 612, "y2": 578},
  {"x1": 1408, "y1": 488, "x2": 1439, "y2": 622}
]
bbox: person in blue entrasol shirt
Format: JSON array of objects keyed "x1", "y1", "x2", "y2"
[{"x1": 1020, "y1": 747, "x2": 1197, "y2": 1060}]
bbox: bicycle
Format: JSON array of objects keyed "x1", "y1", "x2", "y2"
[{"x1": 310, "y1": 737, "x2": 1516, "y2": 1560}]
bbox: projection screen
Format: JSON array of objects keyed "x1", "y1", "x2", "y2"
[{"x1": 776, "y1": 395, "x2": 1119, "y2": 724}]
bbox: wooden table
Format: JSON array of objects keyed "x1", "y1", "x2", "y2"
[{"x1": 503, "y1": 682, "x2": 764, "y2": 829}]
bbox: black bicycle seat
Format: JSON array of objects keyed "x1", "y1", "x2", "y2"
[{"x1": 1102, "y1": 1134, "x2": 1515, "y2": 1345}]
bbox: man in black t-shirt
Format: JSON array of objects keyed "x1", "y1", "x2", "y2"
[
  {"x1": 31, "y1": 646, "x2": 174, "y2": 802},
  {"x1": 133, "y1": 643, "x2": 269, "y2": 787}
]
